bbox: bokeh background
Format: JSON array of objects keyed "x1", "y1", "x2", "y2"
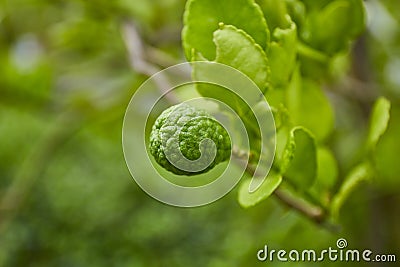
[{"x1": 0, "y1": 0, "x2": 399, "y2": 266}]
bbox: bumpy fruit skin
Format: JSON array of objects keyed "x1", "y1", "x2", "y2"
[{"x1": 149, "y1": 103, "x2": 231, "y2": 175}]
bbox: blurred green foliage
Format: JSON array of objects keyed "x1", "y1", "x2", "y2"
[{"x1": 0, "y1": 0, "x2": 399, "y2": 266}]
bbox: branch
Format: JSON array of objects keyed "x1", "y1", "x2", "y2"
[
  {"x1": 121, "y1": 21, "x2": 180, "y2": 104},
  {"x1": 232, "y1": 148, "x2": 337, "y2": 230}
]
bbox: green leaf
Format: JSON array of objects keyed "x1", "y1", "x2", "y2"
[
  {"x1": 315, "y1": 147, "x2": 338, "y2": 190},
  {"x1": 286, "y1": 66, "x2": 334, "y2": 141},
  {"x1": 268, "y1": 16, "x2": 297, "y2": 89},
  {"x1": 238, "y1": 172, "x2": 282, "y2": 208},
  {"x1": 285, "y1": 0, "x2": 306, "y2": 30},
  {"x1": 309, "y1": 147, "x2": 338, "y2": 205},
  {"x1": 347, "y1": 0, "x2": 365, "y2": 38},
  {"x1": 331, "y1": 162, "x2": 372, "y2": 220},
  {"x1": 182, "y1": 0, "x2": 270, "y2": 60},
  {"x1": 304, "y1": 2, "x2": 349, "y2": 54},
  {"x1": 374, "y1": 105, "x2": 400, "y2": 189},
  {"x1": 366, "y1": 97, "x2": 391, "y2": 150},
  {"x1": 301, "y1": 0, "x2": 365, "y2": 55},
  {"x1": 279, "y1": 128, "x2": 295, "y2": 174},
  {"x1": 214, "y1": 24, "x2": 270, "y2": 93},
  {"x1": 281, "y1": 127, "x2": 317, "y2": 190},
  {"x1": 191, "y1": 24, "x2": 269, "y2": 107},
  {"x1": 274, "y1": 126, "x2": 290, "y2": 167},
  {"x1": 256, "y1": 0, "x2": 288, "y2": 31}
]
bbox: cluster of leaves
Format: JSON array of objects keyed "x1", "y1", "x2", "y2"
[{"x1": 182, "y1": 0, "x2": 396, "y2": 221}]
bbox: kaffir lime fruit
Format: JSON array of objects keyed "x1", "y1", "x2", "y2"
[{"x1": 149, "y1": 103, "x2": 231, "y2": 175}]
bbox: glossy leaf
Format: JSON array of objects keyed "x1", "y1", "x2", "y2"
[
  {"x1": 191, "y1": 24, "x2": 269, "y2": 107},
  {"x1": 238, "y1": 172, "x2": 282, "y2": 208},
  {"x1": 347, "y1": 0, "x2": 366, "y2": 38},
  {"x1": 274, "y1": 126, "x2": 290, "y2": 168},
  {"x1": 301, "y1": 0, "x2": 365, "y2": 55},
  {"x1": 309, "y1": 147, "x2": 338, "y2": 205},
  {"x1": 268, "y1": 16, "x2": 297, "y2": 89},
  {"x1": 281, "y1": 127, "x2": 317, "y2": 190},
  {"x1": 256, "y1": 0, "x2": 288, "y2": 31},
  {"x1": 366, "y1": 97, "x2": 391, "y2": 150},
  {"x1": 182, "y1": 0, "x2": 270, "y2": 60},
  {"x1": 314, "y1": 147, "x2": 338, "y2": 190},
  {"x1": 374, "y1": 105, "x2": 400, "y2": 189},
  {"x1": 286, "y1": 67, "x2": 334, "y2": 141},
  {"x1": 331, "y1": 162, "x2": 372, "y2": 220},
  {"x1": 285, "y1": 0, "x2": 306, "y2": 30},
  {"x1": 214, "y1": 24, "x2": 270, "y2": 93}
]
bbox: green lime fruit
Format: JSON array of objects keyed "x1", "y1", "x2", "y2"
[{"x1": 149, "y1": 103, "x2": 231, "y2": 175}]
